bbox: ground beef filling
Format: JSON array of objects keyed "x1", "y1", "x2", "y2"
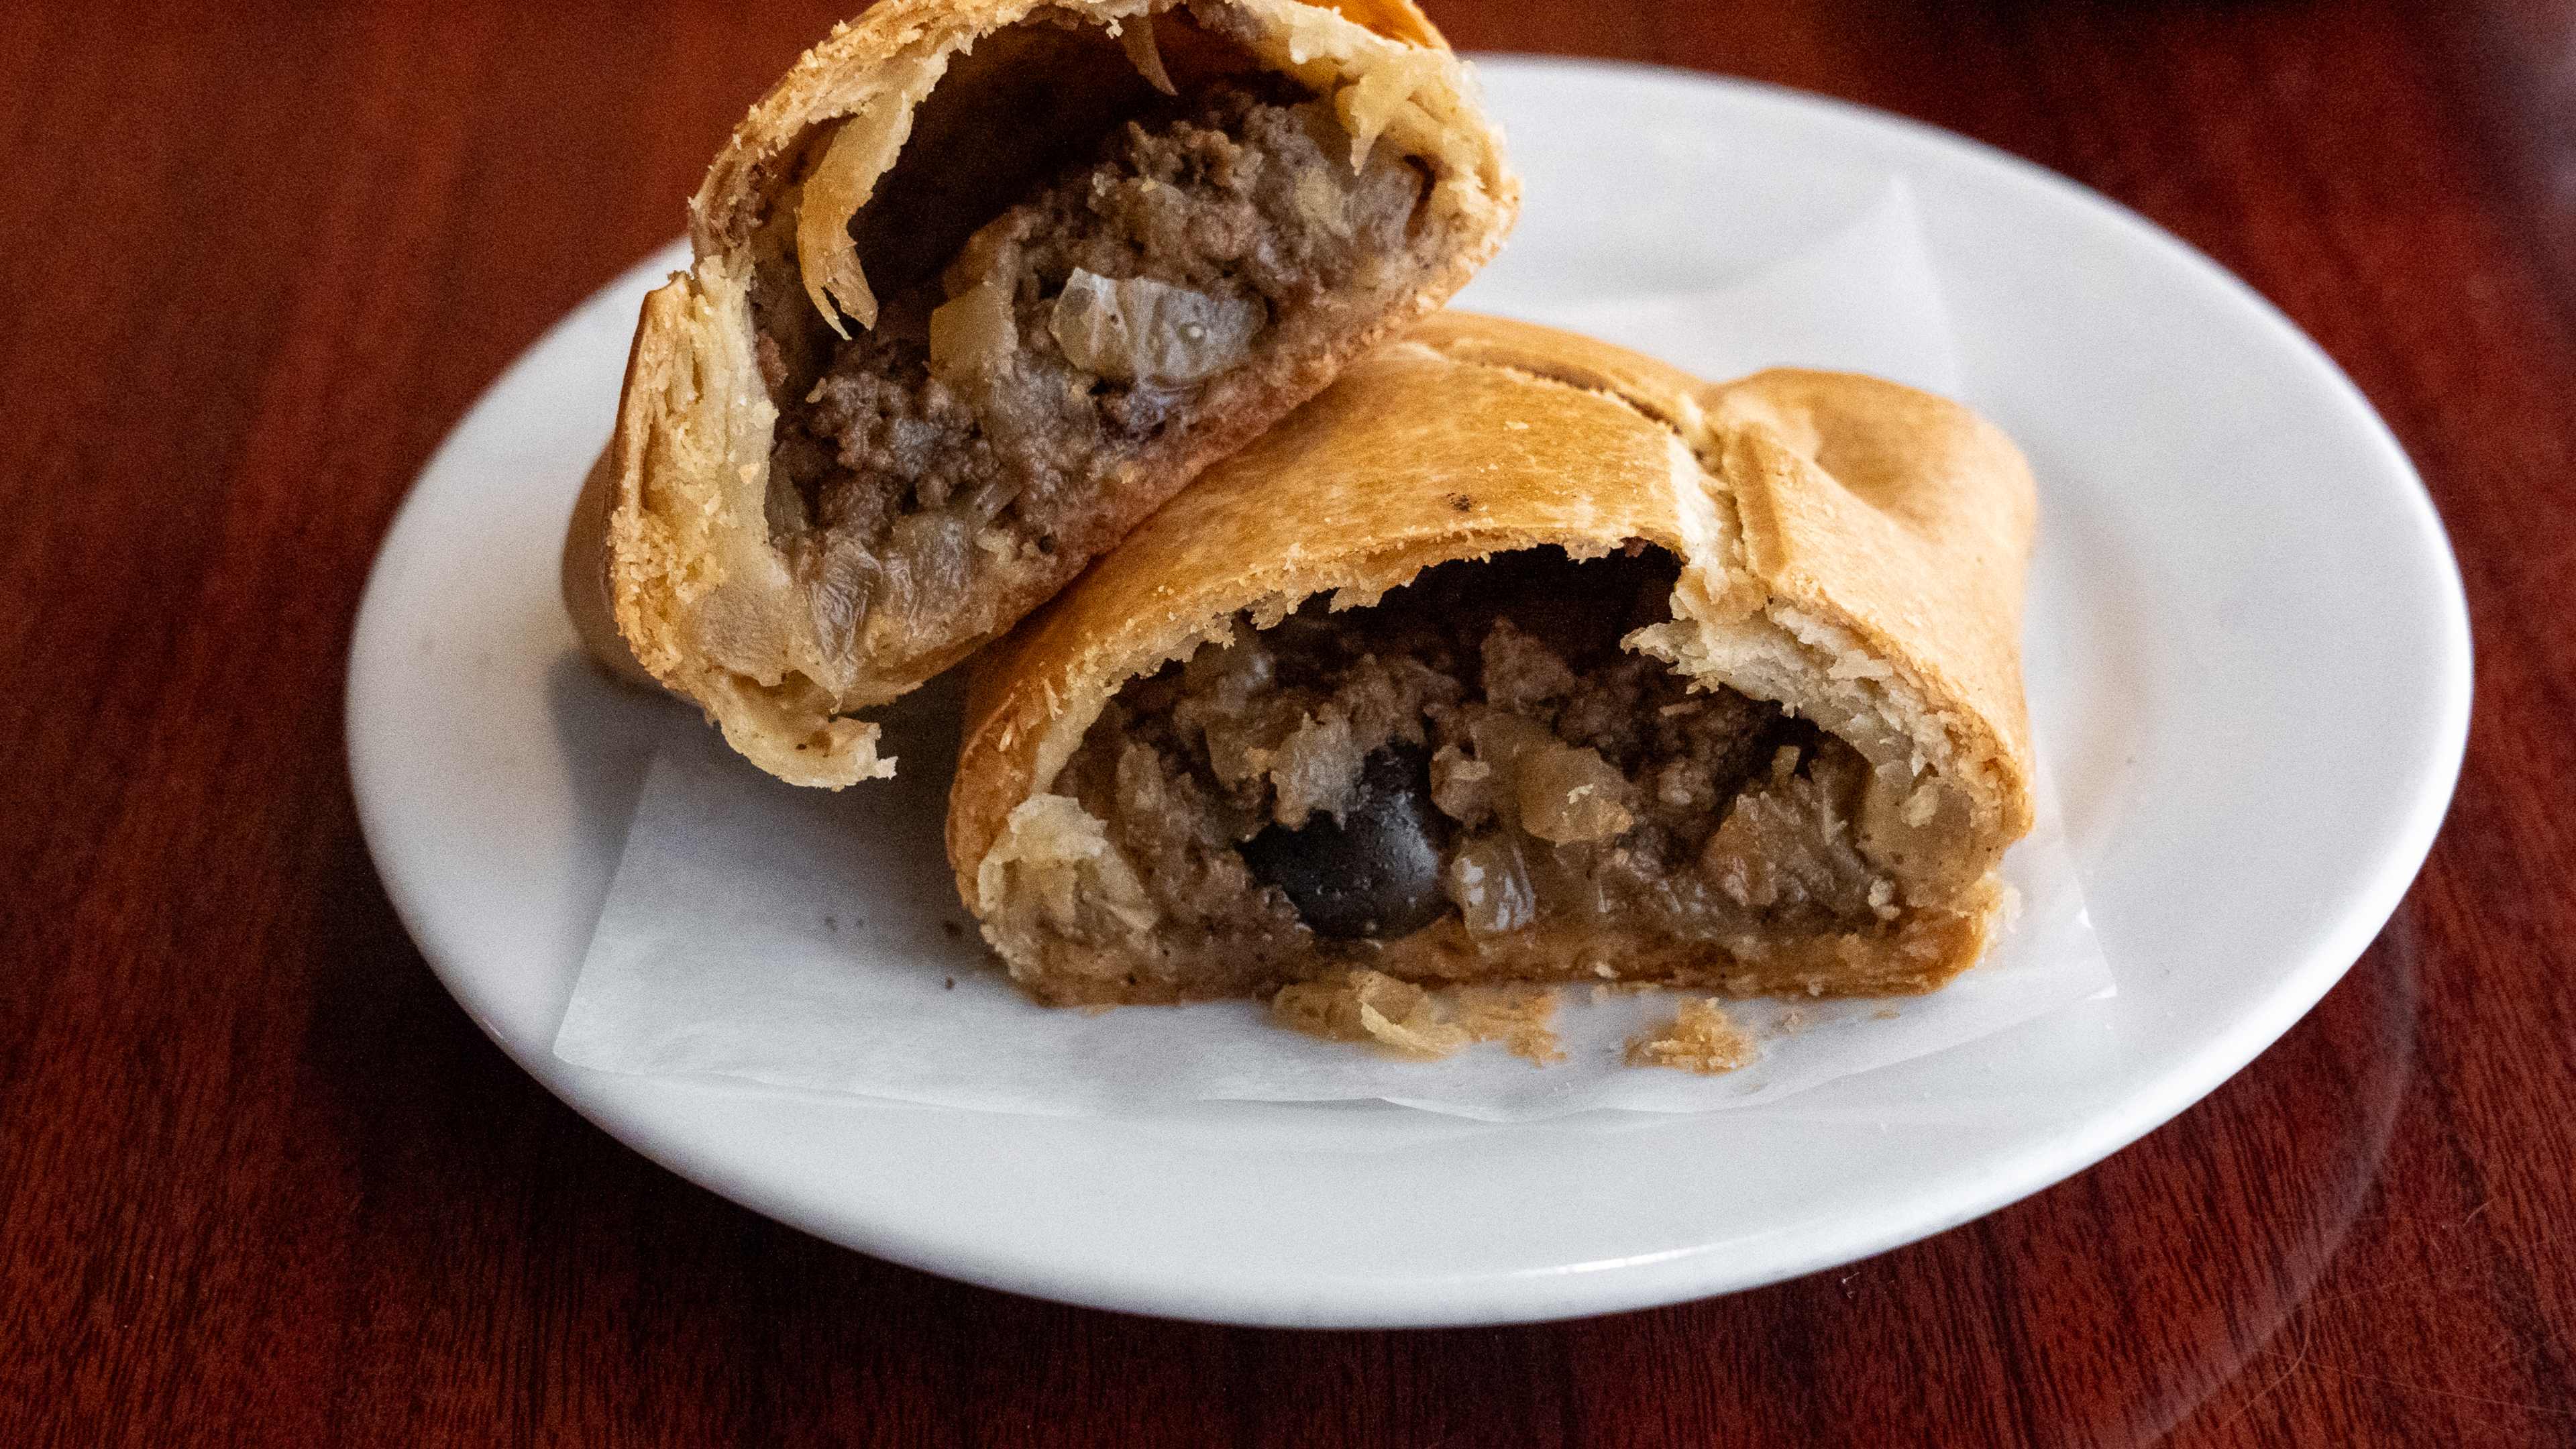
[
  {"x1": 764, "y1": 83, "x2": 1427, "y2": 663},
  {"x1": 1053, "y1": 549, "x2": 1904, "y2": 982}
]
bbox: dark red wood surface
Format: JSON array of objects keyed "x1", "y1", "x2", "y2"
[{"x1": 4, "y1": 1, "x2": 2572, "y2": 1444}]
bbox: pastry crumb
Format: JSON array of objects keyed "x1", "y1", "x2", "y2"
[
  {"x1": 1271, "y1": 971, "x2": 1562, "y2": 1063},
  {"x1": 1872, "y1": 1007, "x2": 1900, "y2": 1021},
  {"x1": 1272, "y1": 970, "x2": 1468, "y2": 1058},
  {"x1": 1626, "y1": 998, "x2": 1758, "y2": 1075},
  {"x1": 1454, "y1": 985, "x2": 1566, "y2": 1065}
]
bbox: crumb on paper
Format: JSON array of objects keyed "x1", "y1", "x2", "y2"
[
  {"x1": 1454, "y1": 986, "x2": 1566, "y2": 1065},
  {"x1": 1269, "y1": 971, "x2": 1563, "y2": 1064},
  {"x1": 943, "y1": 977, "x2": 955, "y2": 990},
  {"x1": 1272, "y1": 971, "x2": 1466, "y2": 1058},
  {"x1": 1625, "y1": 998, "x2": 1759, "y2": 1075},
  {"x1": 1872, "y1": 1007, "x2": 1900, "y2": 1021},
  {"x1": 1774, "y1": 1008, "x2": 1809, "y2": 1036}
]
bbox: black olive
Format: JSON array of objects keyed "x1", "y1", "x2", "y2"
[{"x1": 1240, "y1": 746, "x2": 1450, "y2": 941}]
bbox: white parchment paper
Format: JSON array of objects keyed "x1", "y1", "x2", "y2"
[{"x1": 553, "y1": 183, "x2": 2112, "y2": 1121}]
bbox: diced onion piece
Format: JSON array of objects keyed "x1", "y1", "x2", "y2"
[
  {"x1": 1446, "y1": 835, "x2": 1536, "y2": 936},
  {"x1": 1118, "y1": 15, "x2": 1177, "y2": 97},
  {"x1": 796, "y1": 115, "x2": 889, "y2": 336},
  {"x1": 1460, "y1": 710, "x2": 1633, "y2": 843},
  {"x1": 1294, "y1": 167, "x2": 1350, "y2": 238},
  {"x1": 976, "y1": 794, "x2": 1158, "y2": 934},
  {"x1": 928, "y1": 278, "x2": 1018, "y2": 386},
  {"x1": 1515, "y1": 741, "x2": 1633, "y2": 844},
  {"x1": 1268, "y1": 713, "x2": 1361, "y2": 829},
  {"x1": 801, "y1": 530, "x2": 877, "y2": 671},
  {"x1": 1428, "y1": 743, "x2": 1494, "y2": 826},
  {"x1": 884, "y1": 512, "x2": 973, "y2": 617},
  {"x1": 961, "y1": 472, "x2": 1022, "y2": 525},
  {"x1": 1049, "y1": 268, "x2": 1263, "y2": 385},
  {"x1": 1334, "y1": 48, "x2": 1441, "y2": 168},
  {"x1": 795, "y1": 64, "x2": 939, "y2": 336}
]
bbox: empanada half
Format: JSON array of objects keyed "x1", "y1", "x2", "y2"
[
  {"x1": 949, "y1": 313, "x2": 2039, "y2": 1006},
  {"x1": 566, "y1": 0, "x2": 1516, "y2": 785}
]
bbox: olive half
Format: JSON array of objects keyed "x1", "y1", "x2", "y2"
[{"x1": 1240, "y1": 746, "x2": 1450, "y2": 941}]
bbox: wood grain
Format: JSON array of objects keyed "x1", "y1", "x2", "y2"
[{"x1": 3, "y1": 1, "x2": 2571, "y2": 1444}]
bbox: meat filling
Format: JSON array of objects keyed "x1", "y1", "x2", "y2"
[
  {"x1": 1047, "y1": 548, "x2": 1908, "y2": 996},
  {"x1": 764, "y1": 80, "x2": 1428, "y2": 665}
]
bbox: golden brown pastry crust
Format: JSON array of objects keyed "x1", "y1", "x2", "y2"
[
  {"x1": 567, "y1": 0, "x2": 1517, "y2": 786},
  {"x1": 948, "y1": 311, "x2": 2039, "y2": 1000}
]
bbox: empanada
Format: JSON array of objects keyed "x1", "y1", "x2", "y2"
[
  {"x1": 566, "y1": 0, "x2": 1515, "y2": 784},
  {"x1": 949, "y1": 314, "x2": 2039, "y2": 1006}
]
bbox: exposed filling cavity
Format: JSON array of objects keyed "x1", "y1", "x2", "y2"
[
  {"x1": 763, "y1": 74, "x2": 1429, "y2": 667},
  {"x1": 1042, "y1": 548, "x2": 1915, "y2": 998}
]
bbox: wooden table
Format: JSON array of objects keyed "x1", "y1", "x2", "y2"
[{"x1": 5, "y1": 1, "x2": 2570, "y2": 1443}]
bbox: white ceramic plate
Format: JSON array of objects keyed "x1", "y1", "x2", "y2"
[{"x1": 348, "y1": 58, "x2": 2469, "y2": 1328}]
